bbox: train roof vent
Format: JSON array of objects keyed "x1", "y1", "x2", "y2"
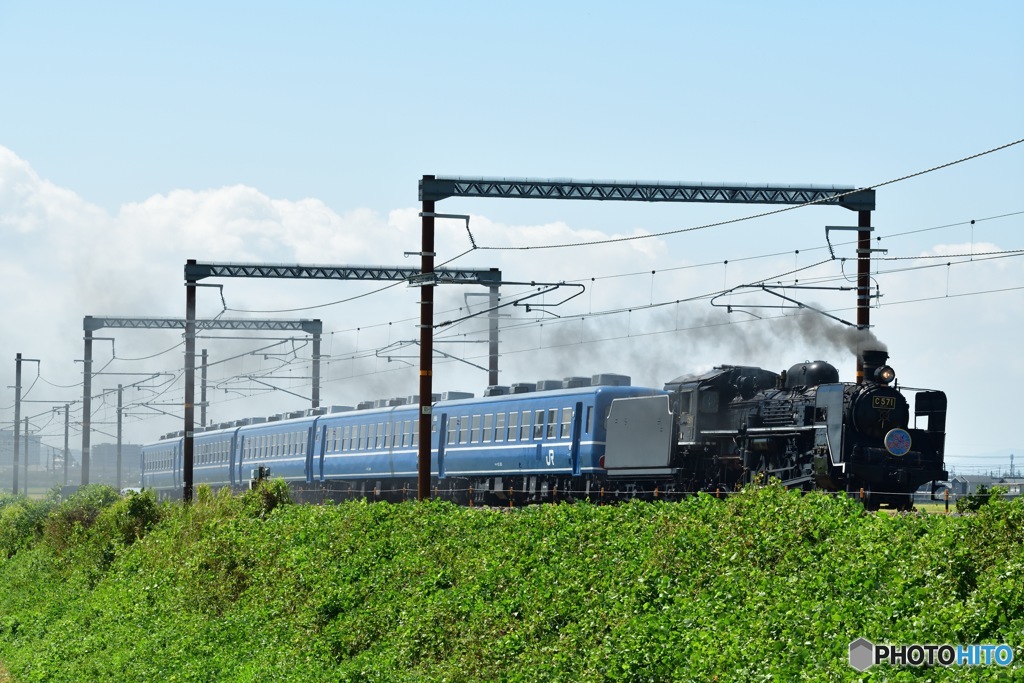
[
  {"x1": 218, "y1": 422, "x2": 233, "y2": 429},
  {"x1": 592, "y1": 373, "x2": 631, "y2": 387},
  {"x1": 511, "y1": 382, "x2": 536, "y2": 394},
  {"x1": 406, "y1": 393, "x2": 442, "y2": 404},
  {"x1": 387, "y1": 397, "x2": 408, "y2": 406},
  {"x1": 305, "y1": 408, "x2": 327, "y2": 416},
  {"x1": 357, "y1": 401, "x2": 375, "y2": 410},
  {"x1": 249, "y1": 417, "x2": 267, "y2": 425},
  {"x1": 536, "y1": 379, "x2": 562, "y2": 391},
  {"x1": 328, "y1": 405, "x2": 353, "y2": 414},
  {"x1": 286, "y1": 411, "x2": 305, "y2": 419},
  {"x1": 442, "y1": 391, "x2": 475, "y2": 401},
  {"x1": 563, "y1": 376, "x2": 590, "y2": 388},
  {"x1": 484, "y1": 385, "x2": 510, "y2": 396},
  {"x1": 267, "y1": 414, "x2": 283, "y2": 422},
  {"x1": 234, "y1": 419, "x2": 250, "y2": 426}
]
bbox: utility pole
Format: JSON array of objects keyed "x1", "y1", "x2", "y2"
[
  {"x1": 116, "y1": 384, "x2": 123, "y2": 492},
  {"x1": 23, "y1": 417, "x2": 28, "y2": 495},
  {"x1": 184, "y1": 264, "x2": 197, "y2": 503},
  {"x1": 11, "y1": 354, "x2": 40, "y2": 495},
  {"x1": 856, "y1": 208, "x2": 873, "y2": 383},
  {"x1": 63, "y1": 404, "x2": 70, "y2": 487},
  {"x1": 82, "y1": 328, "x2": 93, "y2": 485},
  {"x1": 312, "y1": 335, "x2": 321, "y2": 410},
  {"x1": 200, "y1": 349, "x2": 208, "y2": 427},
  {"x1": 13, "y1": 353, "x2": 21, "y2": 495},
  {"x1": 418, "y1": 185, "x2": 436, "y2": 501}
]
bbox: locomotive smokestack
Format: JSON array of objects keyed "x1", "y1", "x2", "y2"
[{"x1": 861, "y1": 349, "x2": 890, "y2": 385}]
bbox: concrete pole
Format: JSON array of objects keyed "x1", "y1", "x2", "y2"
[
  {"x1": 488, "y1": 283, "x2": 499, "y2": 387},
  {"x1": 63, "y1": 404, "x2": 69, "y2": 487},
  {"x1": 116, "y1": 384, "x2": 123, "y2": 492},
  {"x1": 23, "y1": 417, "x2": 28, "y2": 495},
  {"x1": 200, "y1": 349, "x2": 208, "y2": 427},
  {"x1": 13, "y1": 353, "x2": 21, "y2": 495},
  {"x1": 82, "y1": 329, "x2": 93, "y2": 484},
  {"x1": 312, "y1": 332, "x2": 321, "y2": 410}
]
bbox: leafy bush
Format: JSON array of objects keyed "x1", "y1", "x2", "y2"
[
  {"x1": 94, "y1": 489, "x2": 164, "y2": 548},
  {"x1": 240, "y1": 478, "x2": 291, "y2": 518},
  {"x1": 42, "y1": 484, "x2": 122, "y2": 553},
  {"x1": 955, "y1": 484, "x2": 1006, "y2": 513},
  {"x1": 0, "y1": 494, "x2": 56, "y2": 558}
]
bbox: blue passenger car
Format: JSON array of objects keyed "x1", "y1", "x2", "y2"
[{"x1": 140, "y1": 379, "x2": 667, "y2": 503}]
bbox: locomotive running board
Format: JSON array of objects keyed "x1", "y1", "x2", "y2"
[
  {"x1": 605, "y1": 467, "x2": 676, "y2": 479},
  {"x1": 701, "y1": 426, "x2": 815, "y2": 437},
  {"x1": 780, "y1": 474, "x2": 814, "y2": 488}
]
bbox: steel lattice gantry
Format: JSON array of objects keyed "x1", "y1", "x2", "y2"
[
  {"x1": 184, "y1": 262, "x2": 502, "y2": 285},
  {"x1": 415, "y1": 174, "x2": 877, "y2": 501},
  {"x1": 80, "y1": 315, "x2": 322, "y2": 486},
  {"x1": 181, "y1": 262, "x2": 503, "y2": 384},
  {"x1": 179, "y1": 260, "x2": 503, "y2": 502},
  {"x1": 419, "y1": 176, "x2": 875, "y2": 211}
]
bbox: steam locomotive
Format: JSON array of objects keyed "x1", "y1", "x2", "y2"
[
  {"x1": 141, "y1": 349, "x2": 946, "y2": 510},
  {"x1": 608, "y1": 349, "x2": 947, "y2": 510}
]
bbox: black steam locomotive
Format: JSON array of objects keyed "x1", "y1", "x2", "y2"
[{"x1": 603, "y1": 350, "x2": 947, "y2": 509}]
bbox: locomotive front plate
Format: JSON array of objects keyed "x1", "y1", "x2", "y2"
[
  {"x1": 884, "y1": 428, "x2": 912, "y2": 456},
  {"x1": 872, "y1": 396, "x2": 897, "y2": 410}
]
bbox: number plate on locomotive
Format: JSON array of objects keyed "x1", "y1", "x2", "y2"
[{"x1": 872, "y1": 396, "x2": 897, "y2": 410}]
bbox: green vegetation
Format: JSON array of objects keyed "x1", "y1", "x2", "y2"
[
  {"x1": 956, "y1": 485, "x2": 1008, "y2": 514},
  {"x1": 0, "y1": 483, "x2": 1021, "y2": 682}
]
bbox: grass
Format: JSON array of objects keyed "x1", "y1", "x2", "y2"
[{"x1": 0, "y1": 483, "x2": 1021, "y2": 681}]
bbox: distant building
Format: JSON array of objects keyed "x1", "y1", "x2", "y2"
[
  {"x1": 949, "y1": 475, "x2": 998, "y2": 496},
  {"x1": 89, "y1": 443, "x2": 143, "y2": 488},
  {"x1": 0, "y1": 429, "x2": 43, "y2": 467},
  {"x1": 995, "y1": 477, "x2": 1024, "y2": 498}
]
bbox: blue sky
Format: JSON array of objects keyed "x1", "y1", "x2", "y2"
[{"x1": 1, "y1": 1, "x2": 1022, "y2": 475}]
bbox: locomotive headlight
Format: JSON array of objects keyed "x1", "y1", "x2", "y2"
[{"x1": 874, "y1": 365, "x2": 896, "y2": 385}]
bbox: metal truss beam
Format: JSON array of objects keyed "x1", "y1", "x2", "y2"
[
  {"x1": 84, "y1": 315, "x2": 322, "y2": 334},
  {"x1": 420, "y1": 175, "x2": 875, "y2": 212},
  {"x1": 80, "y1": 315, "x2": 323, "y2": 487},
  {"x1": 184, "y1": 262, "x2": 502, "y2": 284}
]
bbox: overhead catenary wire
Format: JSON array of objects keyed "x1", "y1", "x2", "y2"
[
  {"x1": 463, "y1": 139, "x2": 1024, "y2": 251},
  {"x1": 17, "y1": 175, "x2": 1020, "y2": 444},
  {"x1": 164, "y1": 208, "x2": 1023, "y2": 339},
  {"x1": 39, "y1": 221, "x2": 1024, "y2": 427}
]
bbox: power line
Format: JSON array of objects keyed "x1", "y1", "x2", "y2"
[{"x1": 470, "y1": 139, "x2": 1024, "y2": 251}]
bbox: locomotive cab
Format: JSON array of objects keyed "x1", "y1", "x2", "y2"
[{"x1": 664, "y1": 364, "x2": 780, "y2": 446}]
